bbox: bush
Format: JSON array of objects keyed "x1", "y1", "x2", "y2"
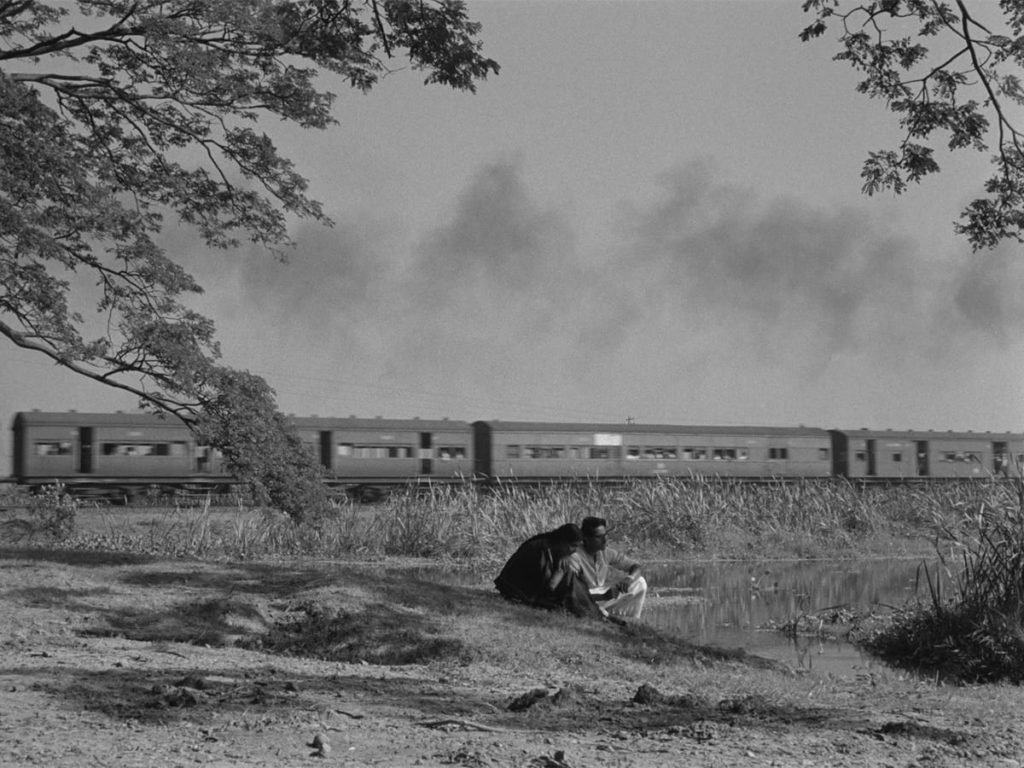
[
  {"x1": 861, "y1": 481, "x2": 1024, "y2": 683},
  {"x1": 0, "y1": 483, "x2": 78, "y2": 543}
]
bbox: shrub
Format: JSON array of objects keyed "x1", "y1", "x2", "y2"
[
  {"x1": 861, "y1": 480, "x2": 1024, "y2": 683},
  {"x1": 0, "y1": 483, "x2": 78, "y2": 543}
]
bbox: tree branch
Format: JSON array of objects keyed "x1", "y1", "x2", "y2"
[{"x1": 0, "y1": 317, "x2": 200, "y2": 424}]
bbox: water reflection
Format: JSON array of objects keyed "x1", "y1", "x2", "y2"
[
  {"x1": 425, "y1": 558, "x2": 932, "y2": 677},
  {"x1": 643, "y1": 559, "x2": 930, "y2": 676}
]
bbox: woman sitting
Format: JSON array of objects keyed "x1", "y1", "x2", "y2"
[{"x1": 494, "y1": 523, "x2": 602, "y2": 619}]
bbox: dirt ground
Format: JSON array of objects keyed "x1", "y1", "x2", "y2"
[{"x1": 3, "y1": 547, "x2": 1024, "y2": 767}]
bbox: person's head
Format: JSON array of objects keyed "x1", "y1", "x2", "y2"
[
  {"x1": 549, "y1": 522, "x2": 584, "y2": 557},
  {"x1": 581, "y1": 516, "x2": 608, "y2": 554}
]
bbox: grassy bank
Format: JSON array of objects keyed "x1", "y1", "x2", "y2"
[
  {"x1": 6, "y1": 477, "x2": 1024, "y2": 684},
  {"x1": 3, "y1": 480, "x2": 1024, "y2": 765},
  {"x1": 5, "y1": 551, "x2": 1024, "y2": 767}
]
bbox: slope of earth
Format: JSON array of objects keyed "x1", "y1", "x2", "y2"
[{"x1": 1, "y1": 547, "x2": 1023, "y2": 767}]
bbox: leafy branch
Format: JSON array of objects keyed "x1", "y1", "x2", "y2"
[
  {"x1": 0, "y1": 1, "x2": 498, "y2": 518},
  {"x1": 801, "y1": 0, "x2": 1024, "y2": 249}
]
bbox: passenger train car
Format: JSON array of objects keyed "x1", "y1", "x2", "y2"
[
  {"x1": 11, "y1": 411, "x2": 228, "y2": 497},
  {"x1": 294, "y1": 415, "x2": 474, "y2": 487},
  {"x1": 831, "y1": 428, "x2": 1021, "y2": 480},
  {"x1": 473, "y1": 422, "x2": 835, "y2": 479},
  {"x1": 9, "y1": 410, "x2": 1024, "y2": 499}
]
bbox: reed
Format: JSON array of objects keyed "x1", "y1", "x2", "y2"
[
  {"x1": 861, "y1": 478, "x2": 1024, "y2": 682},
  {"x1": 13, "y1": 476, "x2": 1005, "y2": 566}
]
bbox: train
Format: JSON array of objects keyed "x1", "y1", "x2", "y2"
[{"x1": 9, "y1": 410, "x2": 1024, "y2": 501}]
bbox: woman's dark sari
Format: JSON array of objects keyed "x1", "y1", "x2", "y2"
[{"x1": 494, "y1": 523, "x2": 602, "y2": 619}]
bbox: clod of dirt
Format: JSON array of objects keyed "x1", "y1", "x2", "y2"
[
  {"x1": 309, "y1": 732, "x2": 331, "y2": 757},
  {"x1": 529, "y1": 750, "x2": 572, "y2": 767},
  {"x1": 681, "y1": 720, "x2": 717, "y2": 742},
  {"x1": 508, "y1": 688, "x2": 551, "y2": 712},
  {"x1": 440, "y1": 746, "x2": 495, "y2": 766},
  {"x1": 549, "y1": 686, "x2": 584, "y2": 706},
  {"x1": 150, "y1": 683, "x2": 202, "y2": 708},
  {"x1": 508, "y1": 685, "x2": 587, "y2": 712},
  {"x1": 173, "y1": 674, "x2": 208, "y2": 690},
  {"x1": 717, "y1": 693, "x2": 773, "y2": 715},
  {"x1": 632, "y1": 683, "x2": 667, "y2": 704},
  {"x1": 632, "y1": 683, "x2": 708, "y2": 710}
]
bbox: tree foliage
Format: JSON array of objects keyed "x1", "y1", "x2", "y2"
[
  {"x1": 0, "y1": 1, "x2": 498, "y2": 518},
  {"x1": 801, "y1": 0, "x2": 1024, "y2": 249}
]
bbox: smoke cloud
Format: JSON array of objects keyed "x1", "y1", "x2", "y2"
[{"x1": 180, "y1": 156, "x2": 1022, "y2": 428}]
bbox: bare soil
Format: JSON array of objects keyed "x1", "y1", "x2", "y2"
[{"x1": 2, "y1": 546, "x2": 1024, "y2": 767}]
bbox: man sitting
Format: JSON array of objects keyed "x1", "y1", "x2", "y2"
[{"x1": 573, "y1": 516, "x2": 647, "y2": 620}]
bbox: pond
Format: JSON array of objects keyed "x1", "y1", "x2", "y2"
[
  {"x1": 439, "y1": 557, "x2": 939, "y2": 678},
  {"x1": 641, "y1": 558, "x2": 934, "y2": 677}
]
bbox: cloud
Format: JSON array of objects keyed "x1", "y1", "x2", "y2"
[
  {"x1": 404, "y1": 156, "x2": 576, "y2": 315},
  {"x1": 951, "y1": 245, "x2": 1024, "y2": 345},
  {"x1": 391, "y1": 157, "x2": 579, "y2": 369},
  {"x1": 611, "y1": 162, "x2": 923, "y2": 360},
  {"x1": 150, "y1": 155, "x2": 1023, "y2": 428}
]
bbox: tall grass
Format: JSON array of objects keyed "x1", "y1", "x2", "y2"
[
  {"x1": 861, "y1": 479, "x2": 1024, "y2": 682},
  {"x1": 17, "y1": 476, "x2": 999, "y2": 564}
]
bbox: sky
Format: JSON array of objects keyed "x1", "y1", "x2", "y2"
[{"x1": 3, "y1": 0, "x2": 1024, "y2": 471}]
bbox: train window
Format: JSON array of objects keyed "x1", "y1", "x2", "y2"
[
  {"x1": 818, "y1": 448, "x2": 830, "y2": 460},
  {"x1": 506, "y1": 445, "x2": 520, "y2": 459},
  {"x1": 641, "y1": 447, "x2": 677, "y2": 459},
  {"x1": 345, "y1": 445, "x2": 414, "y2": 459},
  {"x1": 437, "y1": 447, "x2": 466, "y2": 460},
  {"x1": 527, "y1": 446, "x2": 564, "y2": 459},
  {"x1": 738, "y1": 449, "x2": 749, "y2": 460},
  {"x1": 892, "y1": 452, "x2": 902, "y2": 462},
  {"x1": 104, "y1": 443, "x2": 143, "y2": 456},
  {"x1": 712, "y1": 448, "x2": 737, "y2": 461},
  {"x1": 681, "y1": 447, "x2": 706, "y2": 460},
  {"x1": 942, "y1": 451, "x2": 981, "y2": 463},
  {"x1": 100, "y1": 442, "x2": 183, "y2": 457},
  {"x1": 855, "y1": 451, "x2": 867, "y2": 462},
  {"x1": 33, "y1": 441, "x2": 73, "y2": 456},
  {"x1": 590, "y1": 446, "x2": 621, "y2": 460},
  {"x1": 768, "y1": 448, "x2": 789, "y2": 460},
  {"x1": 629, "y1": 447, "x2": 678, "y2": 459},
  {"x1": 337, "y1": 443, "x2": 352, "y2": 457}
]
